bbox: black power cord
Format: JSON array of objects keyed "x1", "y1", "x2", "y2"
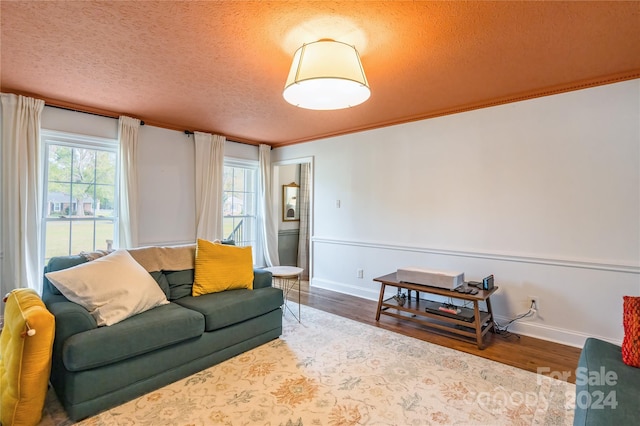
[{"x1": 492, "y1": 300, "x2": 537, "y2": 339}]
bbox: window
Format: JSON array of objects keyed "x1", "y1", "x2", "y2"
[
  {"x1": 223, "y1": 160, "x2": 258, "y2": 261},
  {"x1": 41, "y1": 130, "x2": 119, "y2": 264}
]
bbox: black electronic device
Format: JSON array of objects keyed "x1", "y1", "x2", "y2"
[
  {"x1": 423, "y1": 300, "x2": 475, "y2": 322},
  {"x1": 482, "y1": 274, "x2": 494, "y2": 291},
  {"x1": 453, "y1": 285, "x2": 479, "y2": 295},
  {"x1": 467, "y1": 281, "x2": 482, "y2": 288}
]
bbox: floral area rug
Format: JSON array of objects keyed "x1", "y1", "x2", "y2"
[{"x1": 40, "y1": 303, "x2": 574, "y2": 425}]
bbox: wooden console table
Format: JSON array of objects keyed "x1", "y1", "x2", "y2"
[{"x1": 374, "y1": 272, "x2": 498, "y2": 349}]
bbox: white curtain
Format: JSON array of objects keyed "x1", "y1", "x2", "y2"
[
  {"x1": 194, "y1": 132, "x2": 225, "y2": 241},
  {"x1": 118, "y1": 116, "x2": 141, "y2": 248},
  {"x1": 297, "y1": 163, "x2": 311, "y2": 279},
  {"x1": 258, "y1": 144, "x2": 280, "y2": 266},
  {"x1": 0, "y1": 93, "x2": 45, "y2": 303}
]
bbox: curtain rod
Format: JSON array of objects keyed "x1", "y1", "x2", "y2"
[
  {"x1": 45, "y1": 103, "x2": 261, "y2": 146},
  {"x1": 182, "y1": 130, "x2": 264, "y2": 148},
  {"x1": 46, "y1": 104, "x2": 145, "y2": 125}
]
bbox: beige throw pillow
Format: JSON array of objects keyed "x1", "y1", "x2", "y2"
[{"x1": 45, "y1": 249, "x2": 169, "y2": 326}]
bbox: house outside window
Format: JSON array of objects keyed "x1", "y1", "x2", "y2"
[
  {"x1": 223, "y1": 159, "x2": 260, "y2": 263},
  {"x1": 41, "y1": 130, "x2": 119, "y2": 264}
]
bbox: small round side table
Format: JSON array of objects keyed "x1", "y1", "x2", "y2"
[{"x1": 264, "y1": 266, "x2": 303, "y2": 322}]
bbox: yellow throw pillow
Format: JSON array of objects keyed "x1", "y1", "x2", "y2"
[
  {"x1": 193, "y1": 239, "x2": 254, "y2": 296},
  {"x1": 0, "y1": 288, "x2": 55, "y2": 426}
]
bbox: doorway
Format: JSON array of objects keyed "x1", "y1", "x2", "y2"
[{"x1": 273, "y1": 157, "x2": 312, "y2": 280}]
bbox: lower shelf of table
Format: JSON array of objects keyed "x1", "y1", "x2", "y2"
[{"x1": 378, "y1": 296, "x2": 494, "y2": 347}]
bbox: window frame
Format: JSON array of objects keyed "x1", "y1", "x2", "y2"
[
  {"x1": 223, "y1": 158, "x2": 261, "y2": 265},
  {"x1": 40, "y1": 129, "x2": 120, "y2": 264}
]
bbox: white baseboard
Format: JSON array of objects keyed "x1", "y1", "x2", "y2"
[
  {"x1": 310, "y1": 277, "x2": 612, "y2": 349},
  {"x1": 491, "y1": 315, "x2": 620, "y2": 348},
  {"x1": 311, "y1": 277, "x2": 381, "y2": 301}
]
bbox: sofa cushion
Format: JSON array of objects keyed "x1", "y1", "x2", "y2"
[
  {"x1": 165, "y1": 269, "x2": 195, "y2": 300},
  {"x1": 45, "y1": 250, "x2": 169, "y2": 326},
  {"x1": 149, "y1": 271, "x2": 171, "y2": 299},
  {"x1": 622, "y1": 296, "x2": 640, "y2": 368},
  {"x1": 62, "y1": 303, "x2": 204, "y2": 372},
  {"x1": 174, "y1": 287, "x2": 283, "y2": 331},
  {"x1": 192, "y1": 239, "x2": 254, "y2": 296},
  {"x1": 43, "y1": 255, "x2": 89, "y2": 297}
]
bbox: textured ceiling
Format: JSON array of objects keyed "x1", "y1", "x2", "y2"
[{"x1": 2, "y1": 1, "x2": 639, "y2": 147}]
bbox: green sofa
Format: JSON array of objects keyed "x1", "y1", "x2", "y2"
[
  {"x1": 573, "y1": 338, "x2": 640, "y2": 425},
  {"x1": 42, "y1": 253, "x2": 283, "y2": 421}
]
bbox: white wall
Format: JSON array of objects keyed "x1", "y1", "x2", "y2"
[
  {"x1": 272, "y1": 79, "x2": 640, "y2": 347},
  {"x1": 40, "y1": 107, "x2": 258, "y2": 246},
  {"x1": 135, "y1": 126, "x2": 196, "y2": 246}
]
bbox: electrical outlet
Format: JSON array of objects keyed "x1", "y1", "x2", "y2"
[
  {"x1": 528, "y1": 296, "x2": 539, "y2": 311},
  {"x1": 356, "y1": 268, "x2": 364, "y2": 279}
]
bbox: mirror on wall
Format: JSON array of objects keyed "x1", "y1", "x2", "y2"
[{"x1": 282, "y1": 183, "x2": 300, "y2": 221}]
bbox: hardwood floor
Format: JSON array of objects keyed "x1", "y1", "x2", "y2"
[{"x1": 286, "y1": 280, "x2": 582, "y2": 384}]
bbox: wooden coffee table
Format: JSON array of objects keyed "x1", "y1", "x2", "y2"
[{"x1": 374, "y1": 272, "x2": 498, "y2": 349}]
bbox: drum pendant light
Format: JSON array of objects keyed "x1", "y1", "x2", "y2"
[{"x1": 283, "y1": 39, "x2": 370, "y2": 110}]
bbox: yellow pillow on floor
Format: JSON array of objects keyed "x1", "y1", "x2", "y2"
[
  {"x1": 0, "y1": 288, "x2": 55, "y2": 426},
  {"x1": 193, "y1": 239, "x2": 254, "y2": 296}
]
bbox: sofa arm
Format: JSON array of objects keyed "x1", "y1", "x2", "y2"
[
  {"x1": 253, "y1": 269, "x2": 273, "y2": 289},
  {"x1": 47, "y1": 300, "x2": 97, "y2": 342},
  {"x1": 574, "y1": 338, "x2": 639, "y2": 425},
  {"x1": 47, "y1": 300, "x2": 97, "y2": 374}
]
